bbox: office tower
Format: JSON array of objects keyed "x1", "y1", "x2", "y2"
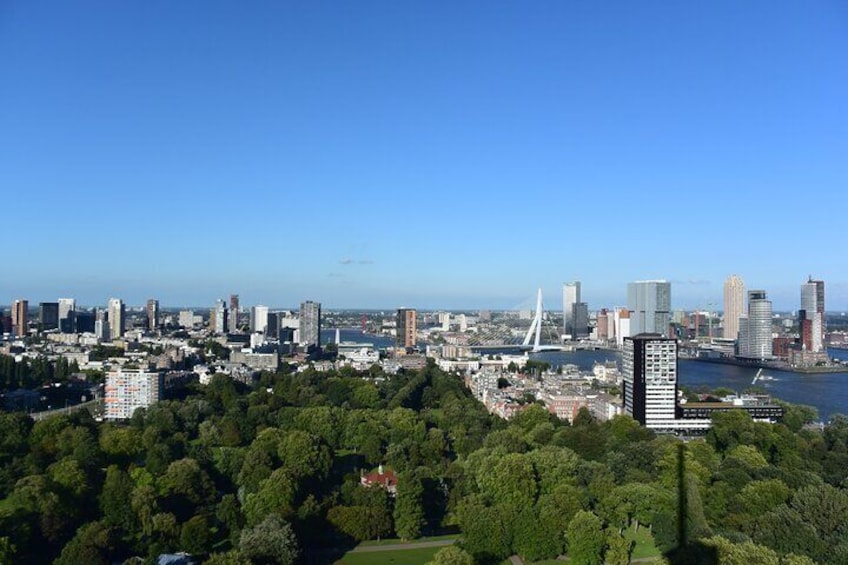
[
  {"x1": 299, "y1": 301, "x2": 321, "y2": 347},
  {"x1": 800, "y1": 277, "x2": 825, "y2": 353},
  {"x1": 396, "y1": 308, "x2": 417, "y2": 350},
  {"x1": 266, "y1": 312, "x2": 280, "y2": 339},
  {"x1": 563, "y1": 281, "x2": 581, "y2": 339},
  {"x1": 58, "y1": 298, "x2": 76, "y2": 333},
  {"x1": 211, "y1": 299, "x2": 228, "y2": 334},
  {"x1": 738, "y1": 290, "x2": 773, "y2": 359},
  {"x1": 95, "y1": 309, "x2": 110, "y2": 341},
  {"x1": 723, "y1": 275, "x2": 745, "y2": 340},
  {"x1": 572, "y1": 302, "x2": 589, "y2": 339},
  {"x1": 12, "y1": 300, "x2": 28, "y2": 337},
  {"x1": 458, "y1": 314, "x2": 468, "y2": 333},
  {"x1": 622, "y1": 334, "x2": 678, "y2": 429},
  {"x1": 107, "y1": 298, "x2": 125, "y2": 339},
  {"x1": 104, "y1": 368, "x2": 164, "y2": 420},
  {"x1": 229, "y1": 294, "x2": 240, "y2": 332},
  {"x1": 627, "y1": 280, "x2": 671, "y2": 337},
  {"x1": 597, "y1": 308, "x2": 612, "y2": 341},
  {"x1": 250, "y1": 305, "x2": 269, "y2": 334},
  {"x1": 39, "y1": 302, "x2": 59, "y2": 331},
  {"x1": 75, "y1": 310, "x2": 95, "y2": 333},
  {"x1": 146, "y1": 299, "x2": 160, "y2": 331}
]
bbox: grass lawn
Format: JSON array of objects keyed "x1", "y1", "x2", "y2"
[
  {"x1": 625, "y1": 524, "x2": 661, "y2": 559},
  {"x1": 334, "y1": 546, "x2": 442, "y2": 565}
]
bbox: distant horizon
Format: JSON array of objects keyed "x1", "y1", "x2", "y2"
[{"x1": 3, "y1": 3, "x2": 846, "y2": 314}]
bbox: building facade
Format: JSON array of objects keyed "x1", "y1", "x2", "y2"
[
  {"x1": 39, "y1": 302, "x2": 59, "y2": 331},
  {"x1": 299, "y1": 301, "x2": 321, "y2": 347},
  {"x1": 211, "y1": 299, "x2": 228, "y2": 334},
  {"x1": 250, "y1": 305, "x2": 269, "y2": 335},
  {"x1": 622, "y1": 333, "x2": 678, "y2": 430},
  {"x1": 738, "y1": 290, "x2": 773, "y2": 359},
  {"x1": 799, "y1": 277, "x2": 825, "y2": 353},
  {"x1": 108, "y1": 298, "x2": 125, "y2": 339},
  {"x1": 104, "y1": 369, "x2": 163, "y2": 420},
  {"x1": 563, "y1": 281, "x2": 581, "y2": 339},
  {"x1": 58, "y1": 298, "x2": 76, "y2": 333},
  {"x1": 396, "y1": 308, "x2": 417, "y2": 350},
  {"x1": 146, "y1": 299, "x2": 160, "y2": 331},
  {"x1": 12, "y1": 300, "x2": 28, "y2": 337},
  {"x1": 627, "y1": 280, "x2": 671, "y2": 337},
  {"x1": 723, "y1": 274, "x2": 745, "y2": 341}
]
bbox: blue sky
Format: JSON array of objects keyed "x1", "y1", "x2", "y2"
[{"x1": 2, "y1": 1, "x2": 847, "y2": 310}]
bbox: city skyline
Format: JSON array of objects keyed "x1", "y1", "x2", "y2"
[{"x1": 2, "y1": 3, "x2": 847, "y2": 310}]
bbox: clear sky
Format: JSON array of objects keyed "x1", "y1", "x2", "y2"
[{"x1": 2, "y1": 1, "x2": 847, "y2": 311}]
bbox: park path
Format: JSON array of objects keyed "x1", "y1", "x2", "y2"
[{"x1": 348, "y1": 538, "x2": 458, "y2": 553}]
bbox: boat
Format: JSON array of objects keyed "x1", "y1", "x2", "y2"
[{"x1": 751, "y1": 369, "x2": 776, "y2": 385}]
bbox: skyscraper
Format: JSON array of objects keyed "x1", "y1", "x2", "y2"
[
  {"x1": 738, "y1": 290, "x2": 773, "y2": 359},
  {"x1": 299, "y1": 301, "x2": 321, "y2": 347},
  {"x1": 800, "y1": 277, "x2": 825, "y2": 353},
  {"x1": 108, "y1": 298, "x2": 125, "y2": 339},
  {"x1": 39, "y1": 302, "x2": 59, "y2": 331},
  {"x1": 563, "y1": 281, "x2": 581, "y2": 339},
  {"x1": 12, "y1": 299, "x2": 28, "y2": 337},
  {"x1": 396, "y1": 308, "x2": 417, "y2": 350},
  {"x1": 58, "y1": 298, "x2": 76, "y2": 333},
  {"x1": 571, "y1": 302, "x2": 589, "y2": 339},
  {"x1": 229, "y1": 294, "x2": 240, "y2": 332},
  {"x1": 250, "y1": 305, "x2": 269, "y2": 334},
  {"x1": 622, "y1": 333, "x2": 678, "y2": 430},
  {"x1": 146, "y1": 299, "x2": 160, "y2": 331},
  {"x1": 723, "y1": 274, "x2": 745, "y2": 341},
  {"x1": 627, "y1": 280, "x2": 671, "y2": 337},
  {"x1": 211, "y1": 299, "x2": 228, "y2": 334}
]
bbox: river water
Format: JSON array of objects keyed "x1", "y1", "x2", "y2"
[{"x1": 323, "y1": 329, "x2": 848, "y2": 420}]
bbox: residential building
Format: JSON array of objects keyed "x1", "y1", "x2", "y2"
[
  {"x1": 229, "y1": 294, "x2": 240, "y2": 332},
  {"x1": 723, "y1": 274, "x2": 745, "y2": 341},
  {"x1": 104, "y1": 368, "x2": 163, "y2": 420},
  {"x1": 738, "y1": 290, "x2": 773, "y2": 359},
  {"x1": 396, "y1": 308, "x2": 417, "y2": 350},
  {"x1": 614, "y1": 308, "x2": 631, "y2": 348},
  {"x1": 627, "y1": 280, "x2": 671, "y2": 336},
  {"x1": 622, "y1": 333, "x2": 678, "y2": 430},
  {"x1": 146, "y1": 299, "x2": 160, "y2": 331},
  {"x1": 12, "y1": 299, "x2": 28, "y2": 337},
  {"x1": 799, "y1": 277, "x2": 825, "y2": 353},
  {"x1": 108, "y1": 298, "x2": 125, "y2": 339},
  {"x1": 299, "y1": 301, "x2": 321, "y2": 347}
]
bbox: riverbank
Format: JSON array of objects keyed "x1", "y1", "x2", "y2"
[{"x1": 681, "y1": 354, "x2": 848, "y2": 374}]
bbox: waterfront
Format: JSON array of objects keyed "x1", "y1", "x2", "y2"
[
  {"x1": 321, "y1": 329, "x2": 848, "y2": 420},
  {"x1": 531, "y1": 348, "x2": 848, "y2": 421}
]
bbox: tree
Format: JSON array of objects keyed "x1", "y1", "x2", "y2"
[
  {"x1": 566, "y1": 511, "x2": 606, "y2": 565},
  {"x1": 53, "y1": 521, "x2": 114, "y2": 565},
  {"x1": 426, "y1": 545, "x2": 474, "y2": 565},
  {"x1": 180, "y1": 514, "x2": 213, "y2": 555},
  {"x1": 99, "y1": 465, "x2": 136, "y2": 533},
  {"x1": 394, "y1": 472, "x2": 425, "y2": 540},
  {"x1": 605, "y1": 530, "x2": 633, "y2": 565},
  {"x1": 242, "y1": 468, "x2": 297, "y2": 527},
  {"x1": 238, "y1": 514, "x2": 299, "y2": 565}
]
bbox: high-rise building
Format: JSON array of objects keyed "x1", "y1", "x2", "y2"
[
  {"x1": 108, "y1": 298, "x2": 125, "y2": 339},
  {"x1": 800, "y1": 277, "x2": 825, "y2": 353},
  {"x1": 738, "y1": 290, "x2": 773, "y2": 359},
  {"x1": 614, "y1": 308, "x2": 631, "y2": 348},
  {"x1": 104, "y1": 368, "x2": 163, "y2": 420},
  {"x1": 627, "y1": 280, "x2": 671, "y2": 337},
  {"x1": 58, "y1": 298, "x2": 76, "y2": 333},
  {"x1": 299, "y1": 301, "x2": 321, "y2": 347},
  {"x1": 723, "y1": 274, "x2": 745, "y2": 341},
  {"x1": 211, "y1": 299, "x2": 228, "y2": 334},
  {"x1": 229, "y1": 294, "x2": 240, "y2": 332},
  {"x1": 563, "y1": 282, "x2": 581, "y2": 339},
  {"x1": 250, "y1": 305, "x2": 269, "y2": 335},
  {"x1": 622, "y1": 333, "x2": 678, "y2": 430},
  {"x1": 571, "y1": 302, "x2": 589, "y2": 339},
  {"x1": 39, "y1": 302, "x2": 59, "y2": 331},
  {"x1": 12, "y1": 300, "x2": 28, "y2": 337},
  {"x1": 396, "y1": 308, "x2": 417, "y2": 350},
  {"x1": 146, "y1": 299, "x2": 160, "y2": 331}
]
